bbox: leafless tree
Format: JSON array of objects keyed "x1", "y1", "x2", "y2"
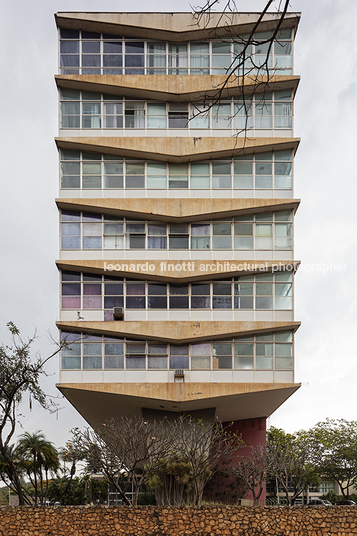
[
  {"x1": 231, "y1": 443, "x2": 270, "y2": 505},
  {"x1": 190, "y1": 0, "x2": 292, "y2": 136},
  {"x1": 171, "y1": 416, "x2": 244, "y2": 506},
  {"x1": 71, "y1": 417, "x2": 173, "y2": 506},
  {"x1": 72, "y1": 416, "x2": 243, "y2": 507}
]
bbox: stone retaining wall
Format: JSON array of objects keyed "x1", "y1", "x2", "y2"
[{"x1": 1, "y1": 505, "x2": 357, "y2": 535}]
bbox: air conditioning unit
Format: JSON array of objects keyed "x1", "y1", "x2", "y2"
[
  {"x1": 174, "y1": 369, "x2": 185, "y2": 378},
  {"x1": 113, "y1": 307, "x2": 124, "y2": 320}
]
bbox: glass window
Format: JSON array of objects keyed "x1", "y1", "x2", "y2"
[
  {"x1": 169, "y1": 224, "x2": 189, "y2": 249},
  {"x1": 212, "y1": 103, "x2": 232, "y2": 129},
  {"x1": 168, "y1": 104, "x2": 188, "y2": 128},
  {"x1": 148, "y1": 283, "x2": 167, "y2": 309},
  {"x1": 125, "y1": 42, "x2": 144, "y2": 74},
  {"x1": 275, "y1": 282, "x2": 293, "y2": 310},
  {"x1": 169, "y1": 163, "x2": 188, "y2": 189},
  {"x1": 168, "y1": 44, "x2": 188, "y2": 74},
  {"x1": 211, "y1": 42, "x2": 231, "y2": 74},
  {"x1": 233, "y1": 100, "x2": 253, "y2": 130},
  {"x1": 274, "y1": 91, "x2": 292, "y2": 128},
  {"x1": 274, "y1": 41, "x2": 292, "y2": 56},
  {"x1": 255, "y1": 223, "x2": 273, "y2": 250},
  {"x1": 148, "y1": 343, "x2": 168, "y2": 369},
  {"x1": 103, "y1": 101, "x2": 123, "y2": 129},
  {"x1": 212, "y1": 162, "x2": 231, "y2": 189},
  {"x1": 234, "y1": 341, "x2": 254, "y2": 369},
  {"x1": 256, "y1": 282, "x2": 273, "y2": 310},
  {"x1": 169, "y1": 285, "x2": 189, "y2": 309},
  {"x1": 256, "y1": 340, "x2": 273, "y2": 369},
  {"x1": 169, "y1": 344, "x2": 189, "y2": 369},
  {"x1": 191, "y1": 283, "x2": 210, "y2": 309},
  {"x1": 275, "y1": 340, "x2": 293, "y2": 369},
  {"x1": 191, "y1": 342, "x2": 210, "y2": 369},
  {"x1": 60, "y1": 330, "x2": 293, "y2": 373},
  {"x1": 148, "y1": 224, "x2": 167, "y2": 249},
  {"x1": 83, "y1": 283, "x2": 102, "y2": 309},
  {"x1": 126, "y1": 341, "x2": 146, "y2": 369},
  {"x1": 82, "y1": 161, "x2": 101, "y2": 189},
  {"x1": 234, "y1": 223, "x2": 253, "y2": 250},
  {"x1": 147, "y1": 103, "x2": 166, "y2": 128},
  {"x1": 255, "y1": 41, "x2": 272, "y2": 69},
  {"x1": 147, "y1": 42, "x2": 167, "y2": 74},
  {"x1": 190, "y1": 162, "x2": 210, "y2": 189},
  {"x1": 60, "y1": 99, "x2": 80, "y2": 129},
  {"x1": 190, "y1": 42, "x2": 209, "y2": 75},
  {"x1": 147, "y1": 162, "x2": 167, "y2": 189},
  {"x1": 274, "y1": 161, "x2": 292, "y2": 189},
  {"x1": 103, "y1": 221, "x2": 124, "y2": 250},
  {"x1": 234, "y1": 159, "x2": 253, "y2": 189},
  {"x1": 62, "y1": 340, "x2": 81, "y2": 369},
  {"x1": 233, "y1": 39, "x2": 253, "y2": 75},
  {"x1": 103, "y1": 160, "x2": 123, "y2": 189},
  {"x1": 213, "y1": 282, "x2": 232, "y2": 309},
  {"x1": 60, "y1": 29, "x2": 79, "y2": 39},
  {"x1": 255, "y1": 161, "x2": 272, "y2": 189},
  {"x1": 104, "y1": 341, "x2": 124, "y2": 369},
  {"x1": 82, "y1": 101, "x2": 101, "y2": 128},
  {"x1": 255, "y1": 101, "x2": 272, "y2": 129},
  {"x1": 213, "y1": 342, "x2": 232, "y2": 369},
  {"x1": 190, "y1": 104, "x2": 210, "y2": 128},
  {"x1": 125, "y1": 162, "x2": 145, "y2": 189},
  {"x1": 62, "y1": 271, "x2": 81, "y2": 281},
  {"x1": 61, "y1": 161, "x2": 80, "y2": 189},
  {"x1": 62, "y1": 281, "x2": 81, "y2": 309},
  {"x1": 212, "y1": 223, "x2": 231, "y2": 249},
  {"x1": 60, "y1": 41, "x2": 79, "y2": 54},
  {"x1": 126, "y1": 283, "x2": 145, "y2": 309},
  {"x1": 104, "y1": 282, "x2": 124, "y2": 310},
  {"x1": 234, "y1": 281, "x2": 253, "y2": 309},
  {"x1": 275, "y1": 331, "x2": 293, "y2": 342},
  {"x1": 103, "y1": 40, "x2": 123, "y2": 74},
  {"x1": 275, "y1": 223, "x2": 292, "y2": 250},
  {"x1": 191, "y1": 224, "x2": 210, "y2": 250},
  {"x1": 125, "y1": 102, "x2": 145, "y2": 128},
  {"x1": 60, "y1": 54, "x2": 80, "y2": 74},
  {"x1": 274, "y1": 102, "x2": 292, "y2": 128},
  {"x1": 83, "y1": 339, "x2": 102, "y2": 369}
]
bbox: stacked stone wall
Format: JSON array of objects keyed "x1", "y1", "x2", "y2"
[{"x1": 1, "y1": 505, "x2": 357, "y2": 535}]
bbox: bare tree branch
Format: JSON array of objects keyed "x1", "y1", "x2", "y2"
[
  {"x1": 0, "y1": 322, "x2": 68, "y2": 504},
  {"x1": 189, "y1": 0, "x2": 292, "y2": 144}
]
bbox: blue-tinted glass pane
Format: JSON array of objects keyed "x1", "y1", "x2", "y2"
[
  {"x1": 83, "y1": 237, "x2": 102, "y2": 249},
  {"x1": 61, "y1": 236, "x2": 80, "y2": 249},
  {"x1": 104, "y1": 42, "x2": 122, "y2": 53},
  {"x1": 60, "y1": 41, "x2": 79, "y2": 53},
  {"x1": 60, "y1": 29, "x2": 79, "y2": 39},
  {"x1": 125, "y1": 42, "x2": 144, "y2": 53}
]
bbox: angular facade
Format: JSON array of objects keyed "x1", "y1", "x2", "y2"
[{"x1": 55, "y1": 12, "x2": 301, "y2": 466}]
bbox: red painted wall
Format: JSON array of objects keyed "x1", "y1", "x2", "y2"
[
  {"x1": 228, "y1": 417, "x2": 267, "y2": 504},
  {"x1": 228, "y1": 417, "x2": 267, "y2": 452},
  {"x1": 204, "y1": 417, "x2": 267, "y2": 504}
]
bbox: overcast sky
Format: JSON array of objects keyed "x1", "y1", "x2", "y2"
[{"x1": 0, "y1": 0, "x2": 356, "y2": 449}]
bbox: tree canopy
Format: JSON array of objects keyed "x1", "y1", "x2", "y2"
[
  {"x1": 0, "y1": 322, "x2": 64, "y2": 504},
  {"x1": 307, "y1": 419, "x2": 357, "y2": 499}
]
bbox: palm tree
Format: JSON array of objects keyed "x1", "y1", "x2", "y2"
[
  {"x1": 0, "y1": 445, "x2": 32, "y2": 504},
  {"x1": 16, "y1": 431, "x2": 59, "y2": 505}
]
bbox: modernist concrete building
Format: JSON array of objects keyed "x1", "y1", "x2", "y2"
[{"x1": 55, "y1": 12, "x2": 301, "y2": 461}]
